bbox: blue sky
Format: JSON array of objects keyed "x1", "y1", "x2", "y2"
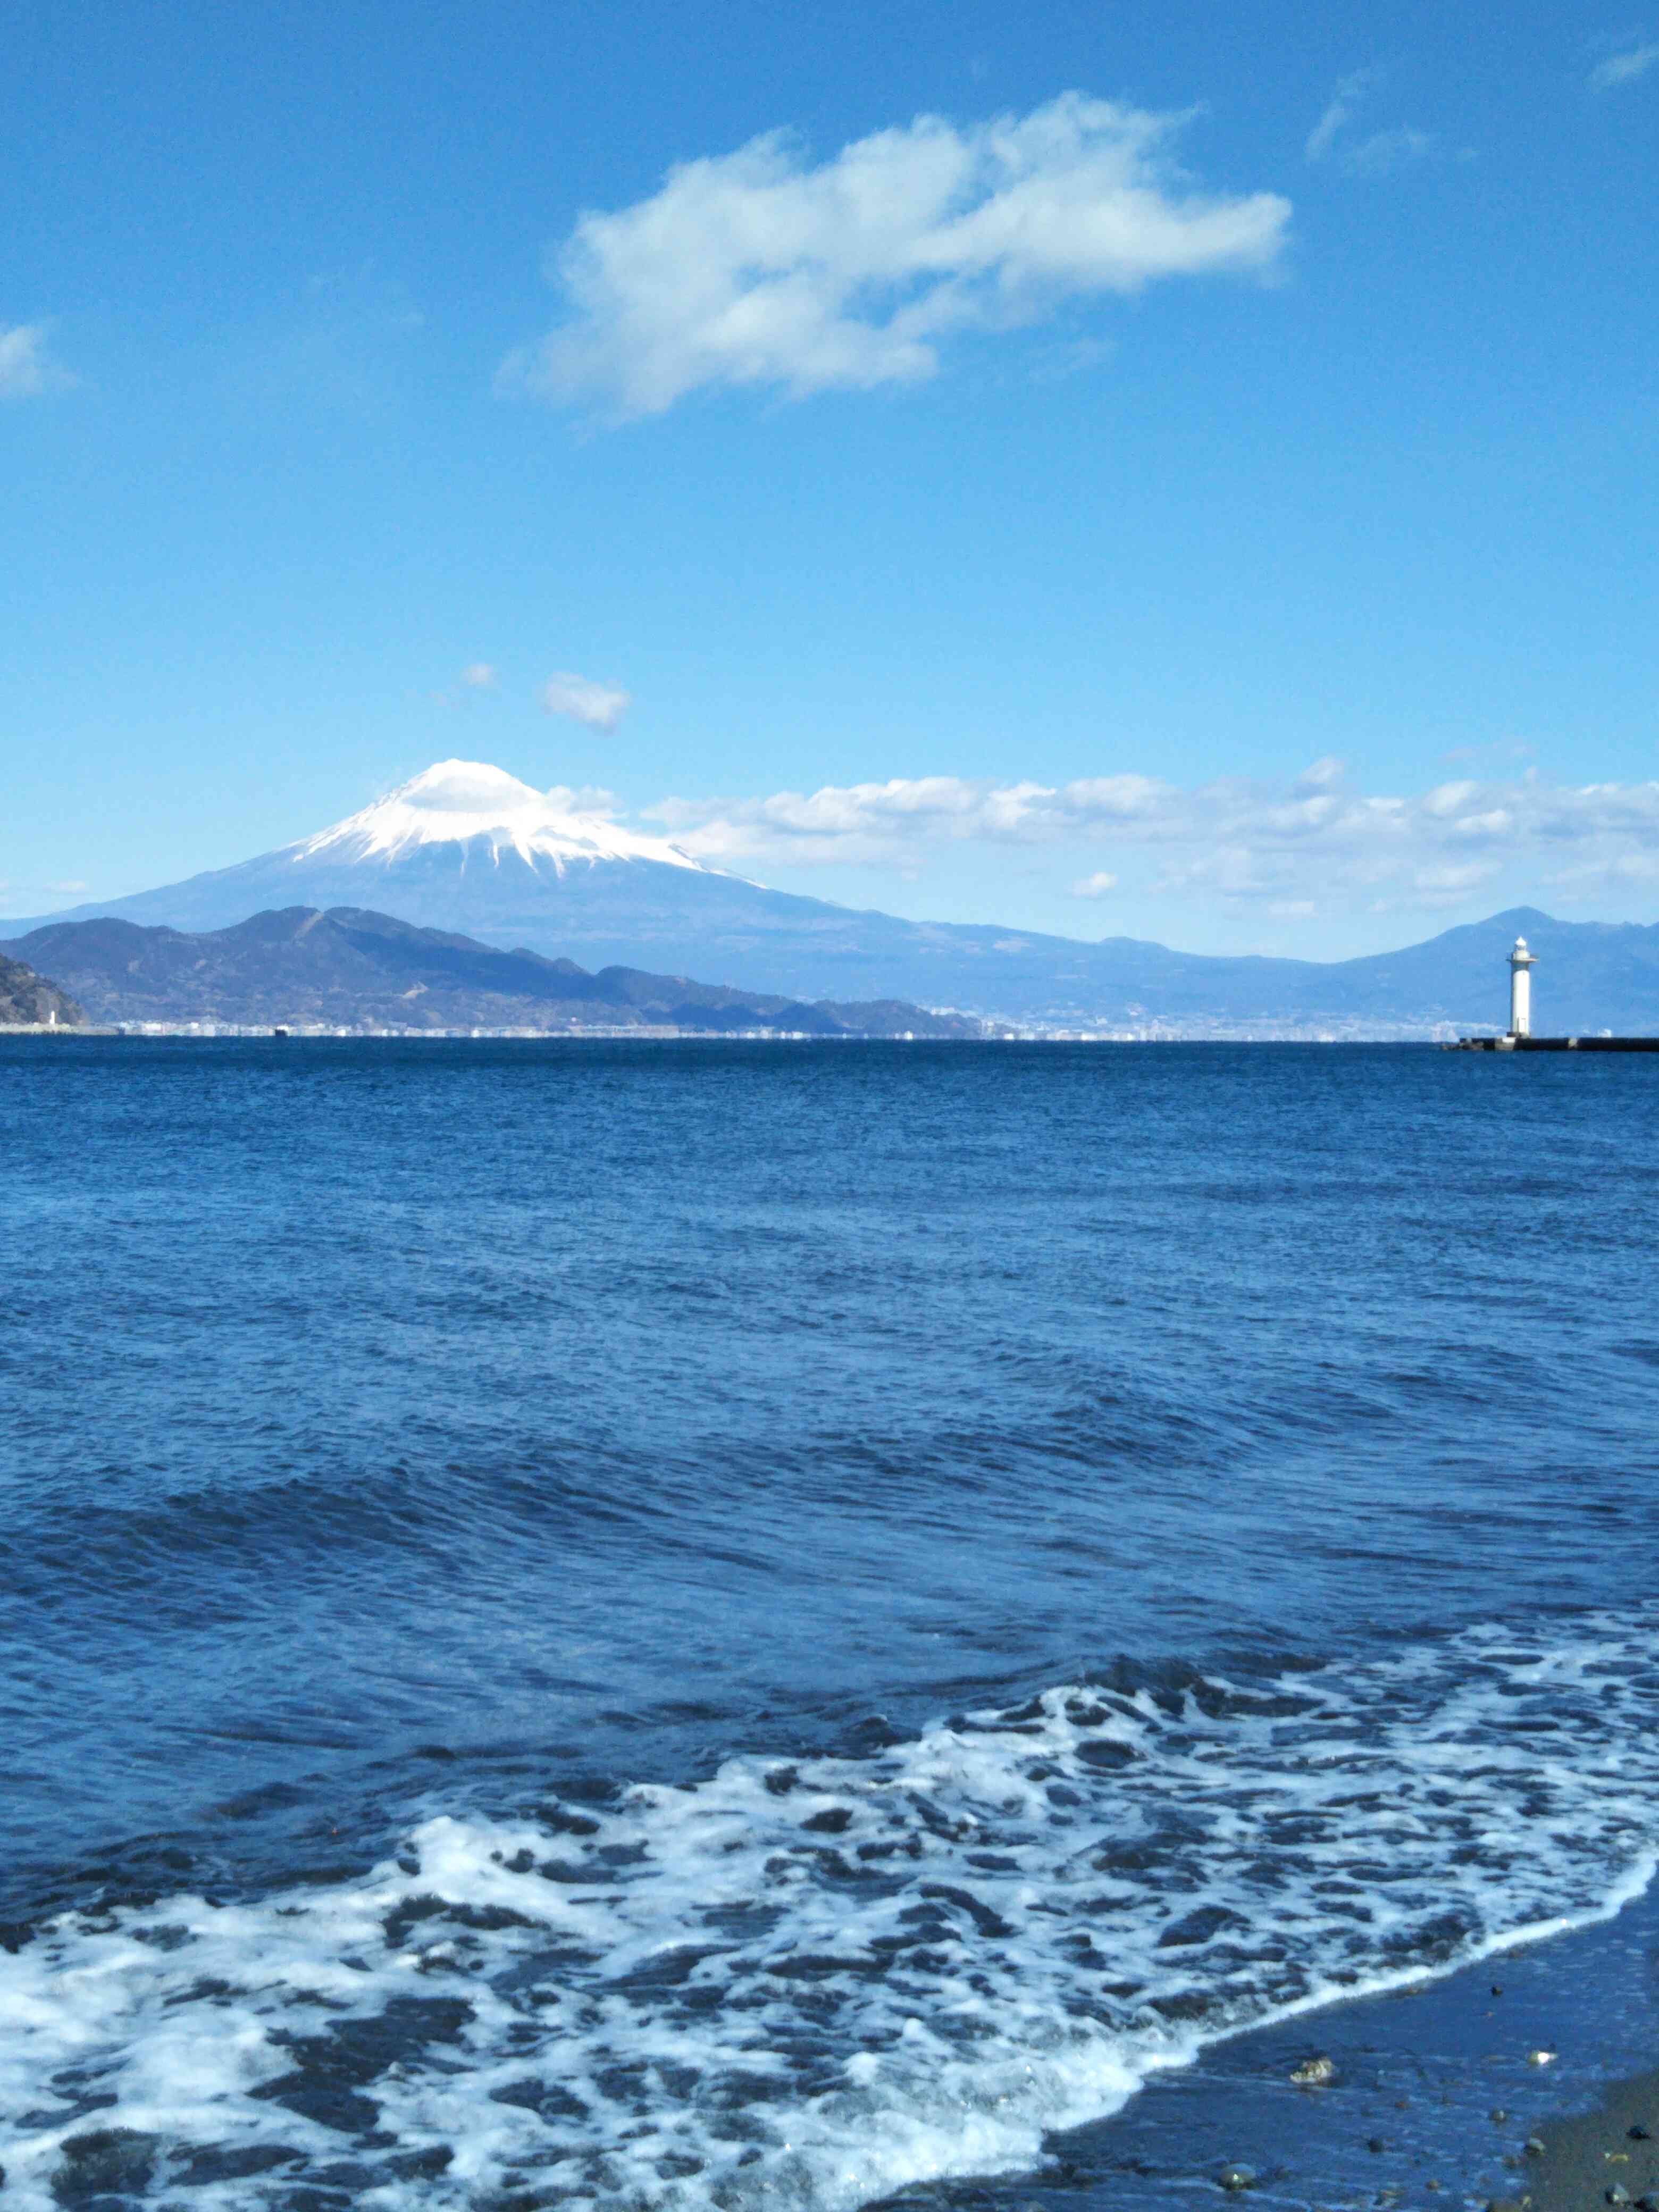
[{"x1": 4, "y1": 0, "x2": 1656, "y2": 955}]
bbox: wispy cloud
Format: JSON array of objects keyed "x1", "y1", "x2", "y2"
[
  {"x1": 541, "y1": 672, "x2": 631, "y2": 733},
  {"x1": 0, "y1": 877, "x2": 90, "y2": 916},
  {"x1": 502, "y1": 93, "x2": 1291, "y2": 420},
  {"x1": 1344, "y1": 125, "x2": 1435, "y2": 176},
  {"x1": 1590, "y1": 38, "x2": 1659, "y2": 87},
  {"x1": 1305, "y1": 71, "x2": 1435, "y2": 174},
  {"x1": 1441, "y1": 738, "x2": 1535, "y2": 767},
  {"x1": 1305, "y1": 69, "x2": 1383, "y2": 162},
  {"x1": 644, "y1": 763, "x2": 1659, "y2": 914},
  {"x1": 1297, "y1": 755, "x2": 1346, "y2": 789},
  {"x1": 430, "y1": 661, "x2": 501, "y2": 709},
  {"x1": 0, "y1": 322, "x2": 73, "y2": 399}
]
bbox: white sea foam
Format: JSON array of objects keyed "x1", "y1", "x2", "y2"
[{"x1": 4, "y1": 1618, "x2": 1659, "y2": 2209}]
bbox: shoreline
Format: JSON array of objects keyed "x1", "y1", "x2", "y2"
[
  {"x1": 1, "y1": 1026, "x2": 1514, "y2": 1043},
  {"x1": 1091, "y1": 1881, "x2": 1659, "y2": 2212},
  {"x1": 874, "y1": 1874, "x2": 1659, "y2": 2211}
]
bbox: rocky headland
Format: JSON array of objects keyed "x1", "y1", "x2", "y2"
[{"x1": 0, "y1": 951, "x2": 84, "y2": 1027}]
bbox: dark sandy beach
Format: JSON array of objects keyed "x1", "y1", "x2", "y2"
[
  {"x1": 875, "y1": 1874, "x2": 1659, "y2": 2212},
  {"x1": 1504, "y1": 2069, "x2": 1659, "y2": 2212}
]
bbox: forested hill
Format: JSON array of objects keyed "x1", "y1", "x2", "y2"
[{"x1": 0, "y1": 907, "x2": 992, "y2": 1036}]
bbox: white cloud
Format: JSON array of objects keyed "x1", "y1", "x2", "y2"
[
  {"x1": 1412, "y1": 860, "x2": 1502, "y2": 895},
  {"x1": 503, "y1": 93, "x2": 1291, "y2": 418},
  {"x1": 541, "y1": 671, "x2": 631, "y2": 733},
  {"x1": 1590, "y1": 39, "x2": 1659, "y2": 87},
  {"x1": 460, "y1": 663, "x2": 498, "y2": 690},
  {"x1": 1421, "y1": 778, "x2": 1479, "y2": 818},
  {"x1": 644, "y1": 763, "x2": 1659, "y2": 914},
  {"x1": 0, "y1": 322, "x2": 71, "y2": 399},
  {"x1": 545, "y1": 783, "x2": 620, "y2": 815}
]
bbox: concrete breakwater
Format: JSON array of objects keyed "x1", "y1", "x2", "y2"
[
  {"x1": 1451, "y1": 1035, "x2": 1659, "y2": 1052},
  {"x1": 1451, "y1": 935, "x2": 1659, "y2": 1049}
]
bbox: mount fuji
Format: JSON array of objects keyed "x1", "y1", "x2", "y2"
[
  {"x1": 14, "y1": 759, "x2": 1659, "y2": 1032},
  {"x1": 11, "y1": 758, "x2": 1144, "y2": 1016},
  {"x1": 14, "y1": 761, "x2": 868, "y2": 986}
]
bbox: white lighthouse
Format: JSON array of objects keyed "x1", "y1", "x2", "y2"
[{"x1": 1509, "y1": 936, "x2": 1537, "y2": 1037}]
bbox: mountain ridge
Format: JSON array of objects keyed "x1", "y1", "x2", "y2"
[{"x1": 0, "y1": 907, "x2": 992, "y2": 1036}]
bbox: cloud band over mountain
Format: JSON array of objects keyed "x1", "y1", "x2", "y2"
[{"x1": 644, "y1": 763, "x2": 1659, "y2": 913}]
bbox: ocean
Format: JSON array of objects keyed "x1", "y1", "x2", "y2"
[{"x1": 3, "y1": 1036, "x2": 1657, "y2": 2211}]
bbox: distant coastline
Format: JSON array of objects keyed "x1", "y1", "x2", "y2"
[
  {"x1": 4, "y1": 1023, "x2": 1489, "y2": 1043},
  {"x1": 2, "y1": 1024, "x2": 998, "y2": 1042},
  {"x1": 12, "y1": 764, "x2": 1659, "y2": 1033}
]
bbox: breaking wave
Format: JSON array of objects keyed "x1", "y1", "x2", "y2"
[{"x1": 4, "y1": 1616, "x2": 1658, "y2": 2210}]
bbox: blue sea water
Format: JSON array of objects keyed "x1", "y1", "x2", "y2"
[{"x1": 3, "y1": 1037, "x2": 1658, "y2": 2210}]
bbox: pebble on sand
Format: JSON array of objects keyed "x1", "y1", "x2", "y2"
[{"x1": 1292, "y1": 2057, "x2": 1336, "y2": 2085}]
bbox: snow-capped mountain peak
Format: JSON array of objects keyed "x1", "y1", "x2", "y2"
[{"x1": 290, "y1": 760, "x2": 707, "y2": 875}]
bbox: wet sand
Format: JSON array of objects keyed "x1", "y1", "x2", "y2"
[
  {"x1": 1508, "y1": 2070, "x2": 1659, "y2": 2212},
  {"x1": 1068, "y1": 1877, "x2": 1659, "y2": 2212},
  {"x1": 879, "y1": 1874, "x2": 1659, "y2": 2210}
]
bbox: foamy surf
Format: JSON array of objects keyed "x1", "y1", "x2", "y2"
[{"x1": 4, "y1": 1618, "x2": 1658, "y2": 2210}]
